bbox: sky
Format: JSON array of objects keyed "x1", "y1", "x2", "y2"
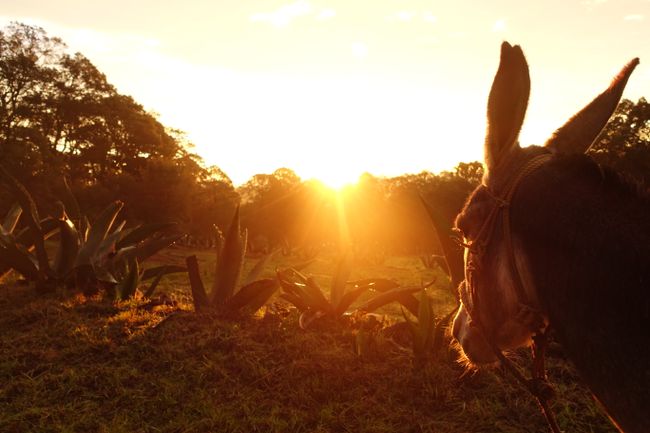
[{"x1": 1, "y1": 0, "x2": 649, "y2": 186}]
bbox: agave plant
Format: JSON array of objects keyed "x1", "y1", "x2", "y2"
[
  {"x1": 402, "y1": 289, "x2": 436, "y2": 367},
  {"x1": 276, "y1": 255, "x2": 379, "y2": 329},
  {"x1": 185, "y1": 205, "x2": 279, "y2": 317},
  {"x1": 0, "y1": 168, "x2": 183, "y2": 296},
  {"x1": 0, "y1": 203, "x2": 59, "y2": 284},
  {"x1": 401, "y1": 289, "x2": 459, "y2": 368},
  {"x1": 67, "y1": 200, "x2": 184, "y2": 298}
]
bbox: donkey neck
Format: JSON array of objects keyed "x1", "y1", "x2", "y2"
[{"x1": 510, "y1": 154, "x2": 650, "y2": 433}]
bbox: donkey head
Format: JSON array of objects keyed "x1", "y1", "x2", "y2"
[{"x1": 451, "y1": 42, "x2": 639, "y2": 365}]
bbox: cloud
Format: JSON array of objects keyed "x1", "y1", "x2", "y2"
[
  {"x1": 386, "y1": 11, "x2": 437, "y2": 24},
  {"x1": 422, "y1": 12, "x2": 437, "y2": 24},
  {"x1": 623, "y1": 14, "x2": 644, "y2": 21},
  {"x1": 316, "y1": 8, "x2": 336, "y2": 21},
  {"x1": 396, "y1": 11, "x2": 416, "y2": 22},
  {"x1": 492, "y1": 19, "x2": 506, "y2": 32},
  {"x1": 249, "y1": 1, "x2": 336, "y2": 27}
]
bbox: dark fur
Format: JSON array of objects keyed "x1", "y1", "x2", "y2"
[
  {"x1": 506, "y1": 151, "x2": 650, "y2": 432},
  {"x1": 453, "y1": 43, "x2": 647, "y2": 431}
]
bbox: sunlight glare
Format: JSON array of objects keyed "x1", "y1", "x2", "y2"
[{"x1": 308, "y1": 170, "x2": 361, "y2": 190}]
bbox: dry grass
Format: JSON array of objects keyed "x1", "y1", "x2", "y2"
[{"x1": 0, "y1": 248, "x2": 616, "y2": 433}]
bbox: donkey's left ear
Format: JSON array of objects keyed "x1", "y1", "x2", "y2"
[
  {"x1": 545, "y1": 58, "x2": 639, "y2": 154},
  {"x1": 485, "y1": 42, "x2": 530, "y2": 172}
]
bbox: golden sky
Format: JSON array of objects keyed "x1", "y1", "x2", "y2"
[{"x1": 2, "y1": 0, "x2": 649, "y2": 186}]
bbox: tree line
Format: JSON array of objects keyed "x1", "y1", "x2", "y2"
[{"x1": 1, "y1": 22, "x2": 648, "y2": 256}]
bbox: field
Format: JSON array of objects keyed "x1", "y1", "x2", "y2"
[{"x1": 0, "y1": 247, "x2": 616, "y2": 433}]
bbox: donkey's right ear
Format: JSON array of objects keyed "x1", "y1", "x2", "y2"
[{"x1": 485, "y1": 42, "x2": 530, "y2": 172}]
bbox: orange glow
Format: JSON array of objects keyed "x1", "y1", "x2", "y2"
[
  {"x1": 309, "y1": 172, "x2": 361, "y2": 191},
  {"x1": 4, "y1": 2, "x2": 647, "y2": 185}
]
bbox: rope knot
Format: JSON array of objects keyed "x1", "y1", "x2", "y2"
[{"x1": 485, "y1": 187, "x2": 510, "y2": 208}]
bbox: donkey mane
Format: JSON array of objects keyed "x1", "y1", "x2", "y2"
[{"x1": 590, "y1": 158, "x2": 650, "y2": 202}]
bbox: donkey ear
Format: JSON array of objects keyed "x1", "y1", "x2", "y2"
[
  {"x1": 485, "y1": 42, "x2": 530, "y2": 172},
  {"x1": 545, "y1": 58, "x2": 639, "y2": 154}
]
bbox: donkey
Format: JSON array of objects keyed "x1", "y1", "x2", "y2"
[{"x1": 451, "y1": 42, "x2": 649, "y2": 432}]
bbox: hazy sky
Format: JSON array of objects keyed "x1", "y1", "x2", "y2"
[{"x1": 1, "y1": 0, "x2": 649, "y2": 186}]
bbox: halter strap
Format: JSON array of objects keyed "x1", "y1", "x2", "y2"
[{"x1": 461, "y1": 152, "x2": 561, "y2": 433}]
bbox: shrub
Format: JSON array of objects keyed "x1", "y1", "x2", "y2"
[
  {"x1": 185, "y1": 205, "x2": 279, "y2": 317},
  {"x1": 0, "y1": 168, "x2": 183, "y2": 297}
]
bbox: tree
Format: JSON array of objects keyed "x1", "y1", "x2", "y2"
[
  {"x1": 590, "y1": 98, "x2": 650, "y2": 184},
  {"x1": 0, "y1": 22, "x2": 241, "y2": 230}
]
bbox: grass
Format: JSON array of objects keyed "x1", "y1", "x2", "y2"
[{"x1": 0, "y1": 247, "x2": 616, "y2": 433}]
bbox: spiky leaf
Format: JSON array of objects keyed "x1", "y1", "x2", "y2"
[
  {"x1": 113, "y1": 234, "x2": 183, "y2": 266},
  {"x1": 355, "y1": 286, "x2": 421, "y2": 315},
  {"x1": 335, "y1": 286, "x2": 370, "y2": 316},
  {"x1": 53, "y1": 217, "x2": 80, "y2": 277},
  {"x1": 15, "y1": 217, "x2": 59, "y2": 248},
  {"x1": 418, "y1": 290, "x2": 434, "y2": 351},
  {"x1": 0, "y1": 242, "x2": 40, "y2": 280},
  {"x1": 140, "y1": 265, "x2": 186, "y2": 281},
  {"x1": 242, "y1": 251, "x2": 276, "y2": 286},
  {"x1": 330, "y1": 254, "x2": 351, "y2": 307},
  {"x1": 420, "y1": 195, "x2": 465, "y2": 294},
  {"x1": 0, "y1": 166, "x2": 50, "y2": 281},
  {"x1": 279, "y1": 292, "x2": 309, "y2": 311},
  {"x1": 116, "y1": 222, "x2": 177, "y2": 250},
  {"x1": 211, "y1": 206, "x2": 246, "y2": 305},
  {"x1": 1, "y1": 204, "x2": 22, "y2": 236},
  {"x1": 61, "y1": 177, "x2": 81, "y2": 223},
  {"x1": 142, "y1": 265, "x2": 185, "y2": 298},
  {"x1": 432, "y1": 307, "x2": 458, "y2": 355},
  {"x1": 304, "y1": 277, "x2": 332, "y2": 313},
  {"x1": 348, "y1": 278, "x2": 400, "y2": 293},
  {"x1": 115, "y1": 259, "x2": 140, "y2": 300},
  {"x1": 75, "y1": 201, "x2": 123, "y2": 267},
  {"x1": 186, "y1": 255, "x2": 209, "y2": 311},
  {"x1": 225, "y1": 278, "x2": 279, "y2": 313}
]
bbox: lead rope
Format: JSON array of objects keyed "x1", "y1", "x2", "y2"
[{"x1": 466, "y1": 153, "x2": 562, "y2": 433}]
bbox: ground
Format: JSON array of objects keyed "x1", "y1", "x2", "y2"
[{"x1": 0, "y1": 247, "x2": 616, "y2": 433}]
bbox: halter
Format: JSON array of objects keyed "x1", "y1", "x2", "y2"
[{"x1": 459, "y1": 152, "x2": 561, "y2": 433}]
